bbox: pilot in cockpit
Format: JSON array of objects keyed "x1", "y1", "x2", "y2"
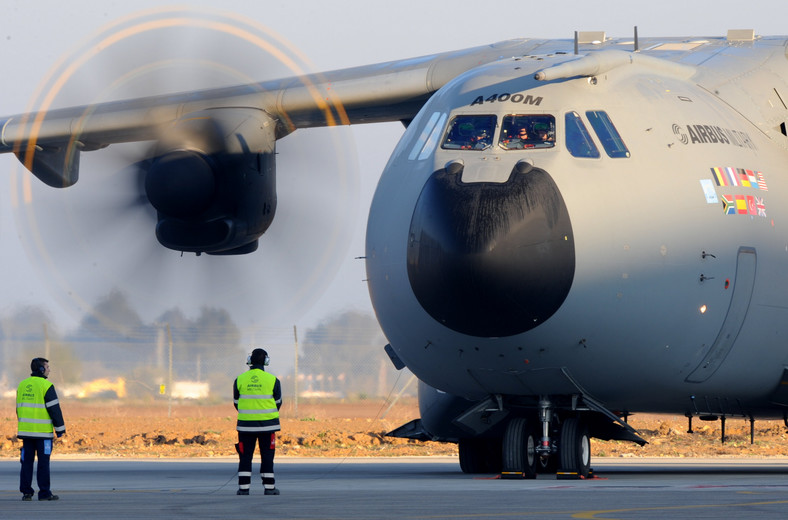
[
  {"x1": 513, "y1": 127, "x2": 532, "y2": 149},
  {"x1": 501, "y1": 127, "x2": 529, "y2": 149},
  {"x1": 515, "y1": 127, "x2": 529, "y2": 142},
  {"x1": 470, "y1": 129, "x2": 491, "y2": 149},
  {"x1": 536, "y1": 128, "x2": 554, "y2": 142}
]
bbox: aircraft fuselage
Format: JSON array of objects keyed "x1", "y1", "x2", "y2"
[{"x1": 366, "y1": 39, "x2": 788, "y2": 422}]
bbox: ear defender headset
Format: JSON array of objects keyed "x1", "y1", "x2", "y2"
[
  {"x1": 246, "y1": 348, "x2": 270, "y2": 367},
  {"x1": 31, "y1": 357, "x2": 48, "y2": 375}
]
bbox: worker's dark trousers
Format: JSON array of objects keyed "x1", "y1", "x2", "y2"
[
  {"x1": 19, "y1": 438, "x2": 53, "y2": 498},
  {"x1": 237, "y1": 432, "x2": 276, "y2": 491}
]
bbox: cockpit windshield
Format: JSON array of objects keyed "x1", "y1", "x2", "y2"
[
  {"x1": 499, "y1": 115, "x2": 555, "y2": 150},
  {"x1": 441, "y1": 115, "x2": 496, "y2": 150},
  {"x1": 440, "y1": 113, "x2": 557, "y2": 152}
]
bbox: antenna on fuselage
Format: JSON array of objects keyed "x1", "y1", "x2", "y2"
[
  {"x1": 634, "y1": 26, "x2": 639, "y2": 52},
  {"x1": 574, "y1": 31, "x2": 579, "y2": 54}
]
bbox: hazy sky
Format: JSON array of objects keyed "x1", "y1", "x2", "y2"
[{"x1": 1, "y1": 0, "x2": 787, "y2": 347}]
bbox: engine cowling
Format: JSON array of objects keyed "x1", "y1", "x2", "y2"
[{"x1": 144, "y1": 108, "x2": 278, "y2": 255}]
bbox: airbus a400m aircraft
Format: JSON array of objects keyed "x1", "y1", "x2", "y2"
[{"x1": 3, "y1": 27, "x2": 788, "y2": 478}]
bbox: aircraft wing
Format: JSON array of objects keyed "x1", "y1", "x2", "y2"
[{"x1": 0, "y1": 38, "x2": 550, "y2": 188}]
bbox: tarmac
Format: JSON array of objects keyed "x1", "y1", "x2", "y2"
[{"x1": 2, "y1": 456, "x2": 788, "y2": 519}]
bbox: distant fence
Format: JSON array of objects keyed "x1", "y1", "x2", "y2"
[{"x1": 0, "y1": 327, "x2": 416, "y2": 402}]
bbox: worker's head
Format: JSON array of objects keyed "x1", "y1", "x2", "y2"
[
  {"x1": 247, "y1": 348, "x2": 270, "y2": 367},
  {"x1": 31, "y1": 357, "x2": 50, "y2": 377}
]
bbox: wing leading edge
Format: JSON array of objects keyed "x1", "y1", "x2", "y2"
[
  {"x1": 0, "y1": 38, "x2": 550, "y2": 187},
  {"x1": 3, "y1": 32, "x2": 783, "y2": 187}
]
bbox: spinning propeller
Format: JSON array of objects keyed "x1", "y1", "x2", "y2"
[{"x1": 11, "y1": 8, "x2": 360, "y2": 330}]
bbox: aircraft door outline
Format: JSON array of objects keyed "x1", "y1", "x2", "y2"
[{"x1": 685, "y1": 246, "x2": 757, "y2": 383}]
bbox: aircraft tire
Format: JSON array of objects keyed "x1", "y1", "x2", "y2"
[
  {"x1": 502, "y1": 417, "x2": 538, "y2": 478},
  {"x1": 559, "y1": 417, "x2": 590, "y2": 477}
]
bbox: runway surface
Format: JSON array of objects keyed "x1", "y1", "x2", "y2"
[{"x1": 2, "y1": 456, "x2": 788, "y2": 519}]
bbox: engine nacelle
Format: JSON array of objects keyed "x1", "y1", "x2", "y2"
[{"x1": 145, "y1": 108, "x2": 278, "y2": 255}]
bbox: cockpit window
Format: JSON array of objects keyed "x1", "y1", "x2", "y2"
[
  {"x1": 441, "y1": 115, "x2": 496, "y2": 150},
  {"x1": 586, "y1": 111, "x2": 630, "y2": 158},
  {"x1": 499, "y1": 115, "x2": 555, "y2": 150},
  {"x1": 565, "y1": 111, "x2": 600, "y2": 158}
]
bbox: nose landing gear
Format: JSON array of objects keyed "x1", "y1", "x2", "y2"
[
  {"x1": 456, "y1": 394, "x2": 645, "y2": 478},
  {"x1": 500, "y1": 397, "x2": 590, "y2": 479}
]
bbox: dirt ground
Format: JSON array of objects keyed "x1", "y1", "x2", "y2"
[{"x1": 2, "y1": 398, "x2": 788, "y2": 459}]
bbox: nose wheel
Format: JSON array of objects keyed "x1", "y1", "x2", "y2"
[
  {"x1": 463, "y1": 408, "x2": 594, "y2": 479},
  {"x1": 501, "y1": 417, "x2": 538, "y2": 479},
  {"x1": 558, "y1": 417, "x2": 591, "y2": 478}
]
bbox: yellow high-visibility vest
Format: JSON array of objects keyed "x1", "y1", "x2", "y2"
[
  {"x1": 236, "y1": 369, "x2": 279, "y2": 432},
  {"x1": 17, "y1": 376, "x2": 54, "y2": 438}
]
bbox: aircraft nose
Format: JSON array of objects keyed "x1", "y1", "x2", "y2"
[{"x1": 407, "y1": 162, "x2": 575, "y2": 337}]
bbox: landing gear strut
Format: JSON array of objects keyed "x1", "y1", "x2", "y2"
[
  {"x1": 537, "y1": 396, "x2": 553, "y2": 462},
  {"x1": 501, "y1": 399, "x2": 591, "y2": 479}
]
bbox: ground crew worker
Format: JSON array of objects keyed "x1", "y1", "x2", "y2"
[
  {"x1": 233, "y1": 348, "x2": 282, "y2": 496},
  {"x1": 16, "y1": 357, "x2": 66, "y2": 501}
]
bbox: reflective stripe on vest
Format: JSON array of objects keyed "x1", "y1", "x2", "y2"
[
  {"x1": 236, "y1": 369, "x2": 279, "y2": 428},
  {"x1": 17, "y1": 377, "x2": 54, "y2": 438}
]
